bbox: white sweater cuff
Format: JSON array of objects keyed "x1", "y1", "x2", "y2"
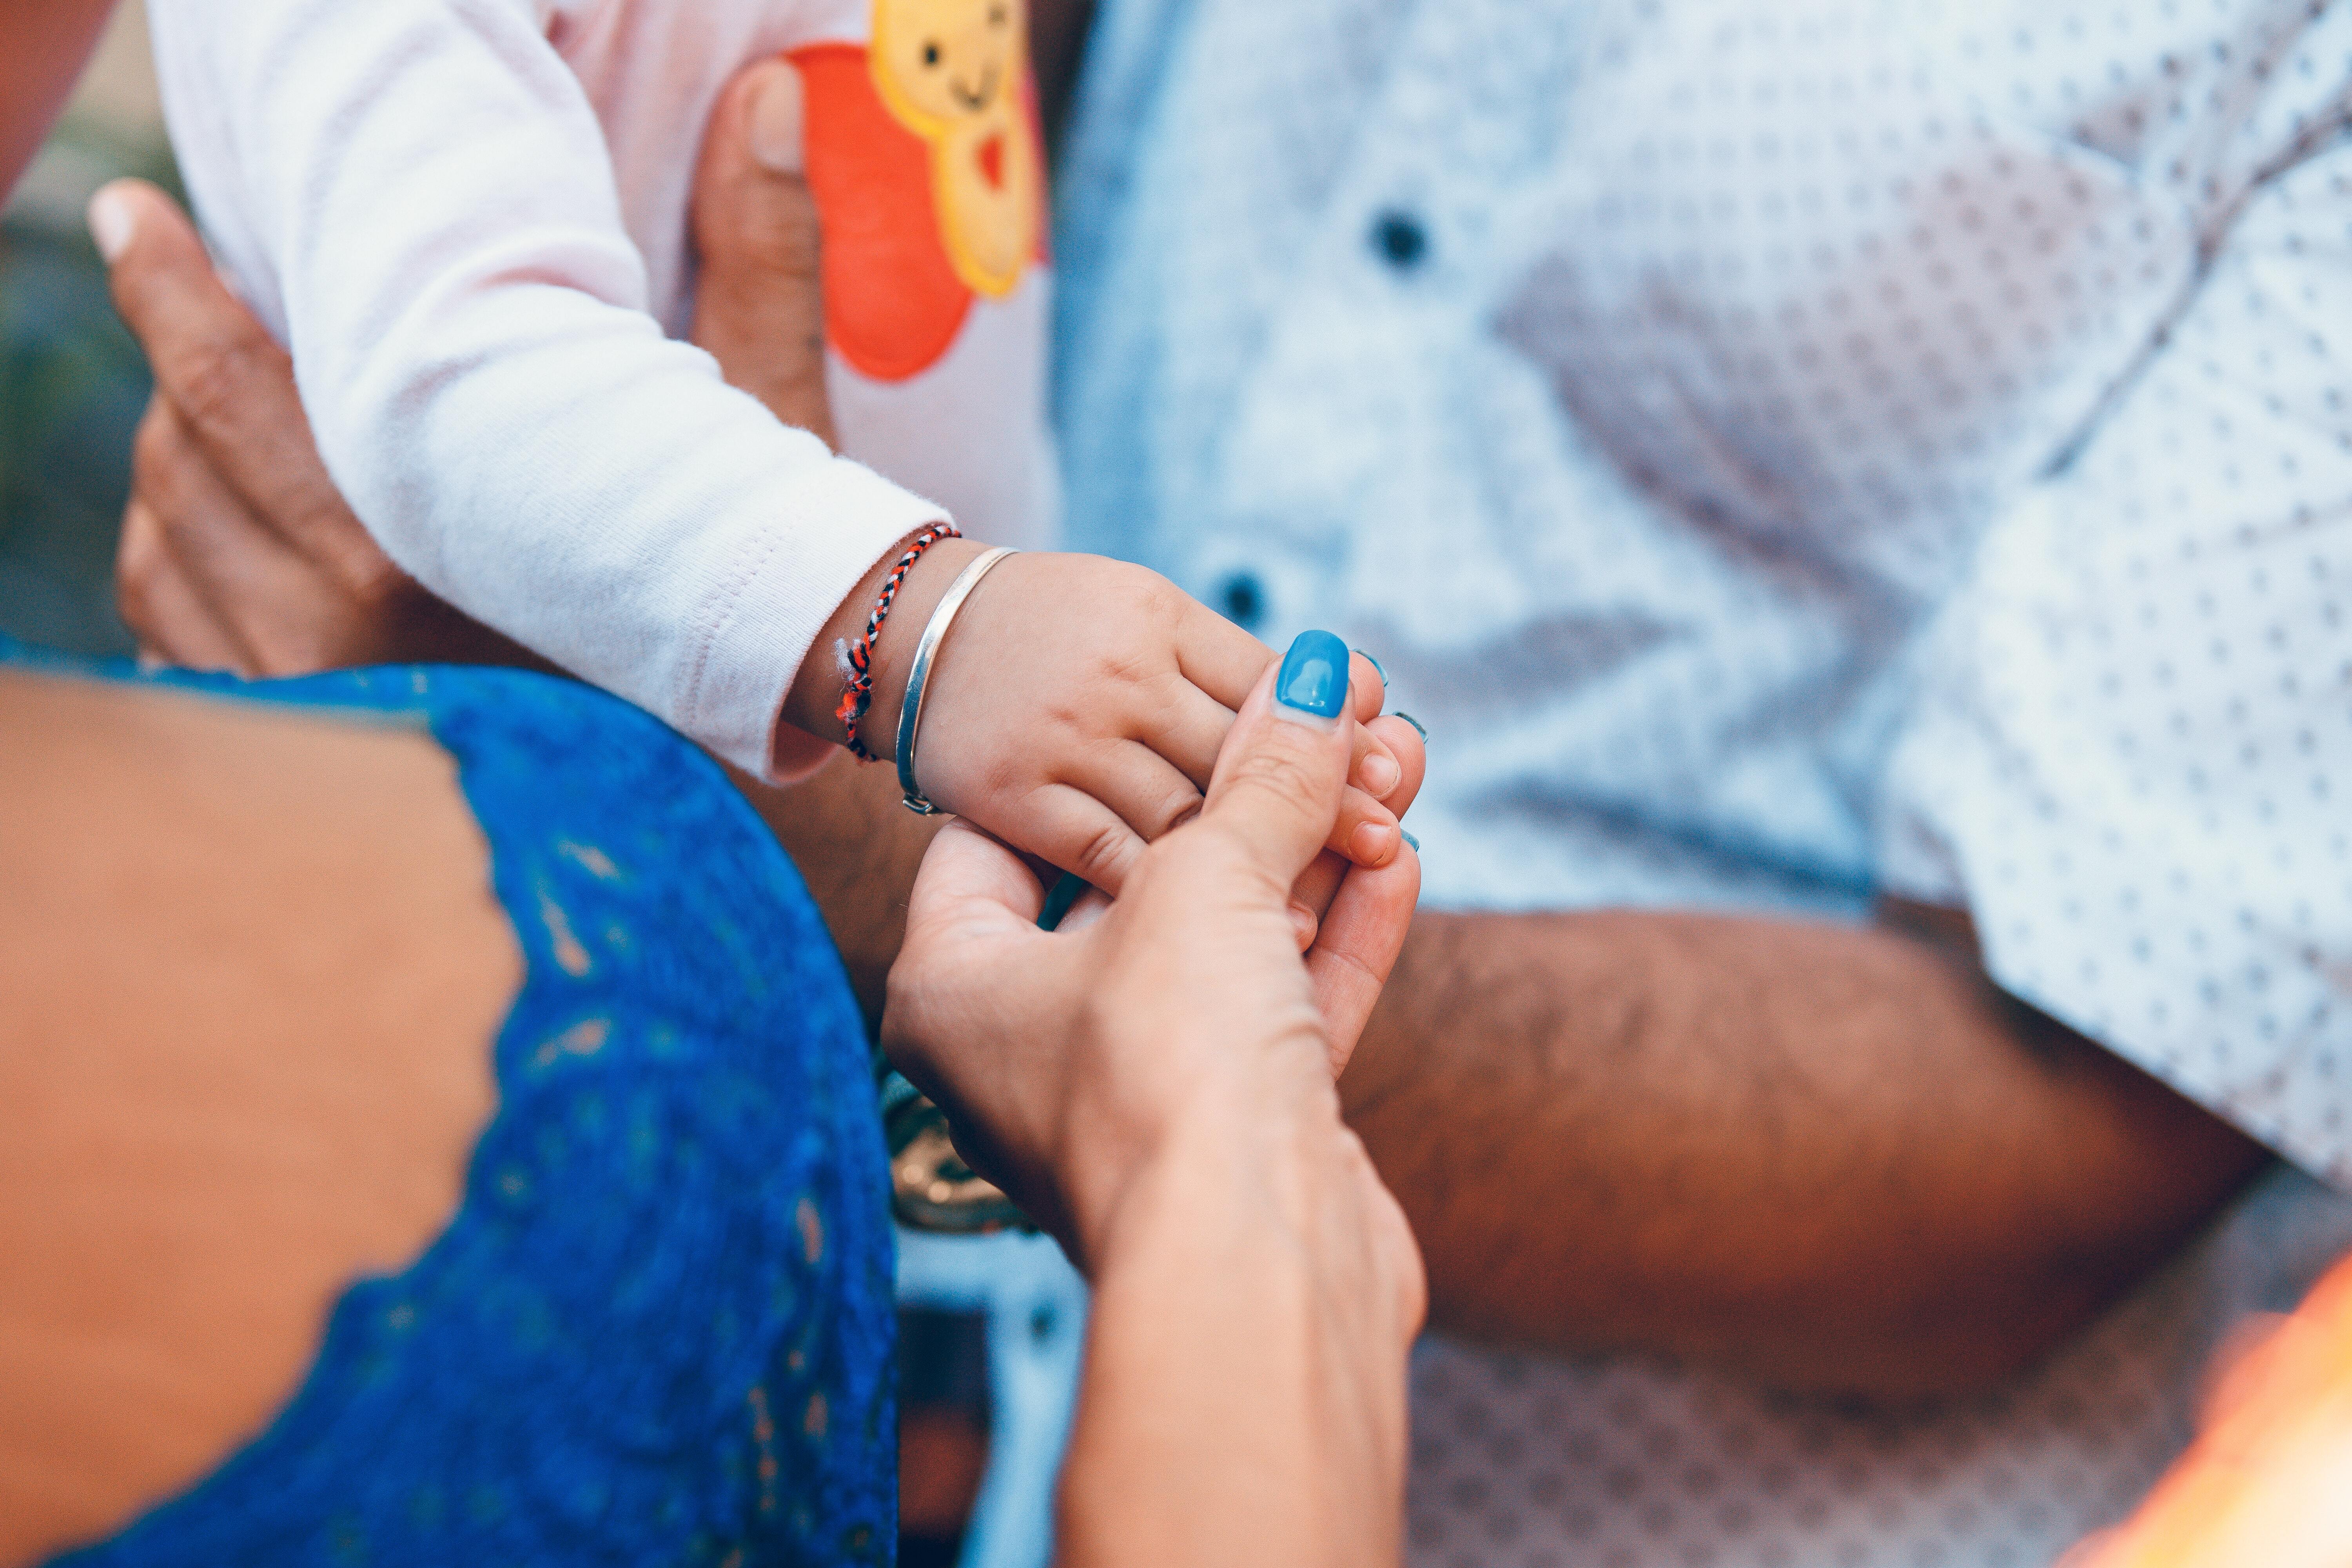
[{"x1": 679, "y1": 456, "x2": 947, "y2": 782}]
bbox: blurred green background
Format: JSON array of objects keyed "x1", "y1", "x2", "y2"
[{"x1": 2, "y1": 0, "x2": 174, "y2": 657}]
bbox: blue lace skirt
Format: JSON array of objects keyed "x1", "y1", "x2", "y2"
[{"x1": 10, "y1": 645, "x2": 897, "y2": 1567}]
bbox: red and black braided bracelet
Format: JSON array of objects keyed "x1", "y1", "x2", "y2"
[{"x1": 837, "y1": 523, "x2": 962, "y2": 760}]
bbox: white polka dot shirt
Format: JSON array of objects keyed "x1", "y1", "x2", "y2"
[{"x1": 1057, "y1": 1, "x2": 2352, "y2": 1562}]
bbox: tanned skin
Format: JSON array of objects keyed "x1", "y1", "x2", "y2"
[
  {"x1": 1339, "y1": 905, "x2": 2268, "y2": 1397},
  {"x1": 0, "y1": 672, "x2": 515, "y2": 1564}
]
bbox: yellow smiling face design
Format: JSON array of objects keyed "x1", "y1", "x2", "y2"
[
  {"x1": 872, "y1": 0, "x2": 1020, "y2": 129},
  {"x1": 869, "y1": 0, "x2": 1040, "y2": 298}
]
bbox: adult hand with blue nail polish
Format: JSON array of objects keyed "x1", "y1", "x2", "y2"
[
  {"x1": 882, "y1": 630, "x2": 1424, "y2": 1565},
  {"x1": 883, "y1": 629, "x2": 1426, "y2": 1247},
  {"x1": 1052, "y1": 638, "x2": 1428, "y2": 972}
]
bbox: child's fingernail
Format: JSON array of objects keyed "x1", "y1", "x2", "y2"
[
  {"x1": 1350, "y1": 821, "x2": 1399, "y2": 863},
  {"x1": 88, "y1": 184, "x2": 136, "y2": 263},
  {"x1": 1401, "y1": 829, "x2": 1421, "y2": 853},
  {"x1": 1276, "y1": 630, "x2": 1350, "y2": 721},
  {"x1": 1359, "y1": 749, "x2": 1401, "y2": 798},
  {"x1": 1355, "y1": 648, "x2": 1389, "y2": 688},
  {"x1": 1289, "y1": 903, "x2": 1320, "y2": 951},
  {"x1": 1393, "y1": 711, "x2": 1428, "y2": 742},
  {"x1": 747, "y1": 62, "x2": 806, "y2": 174}
]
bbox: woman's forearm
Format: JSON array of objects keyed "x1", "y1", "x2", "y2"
[{"x1": 1054, "y1": 1084, "x2": 1421, "y2": 1568}]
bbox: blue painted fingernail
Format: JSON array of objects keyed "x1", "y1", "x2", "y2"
[
  {"x1": 1394, "y1": 711, "x2": 1428, "y2": 742},
  {"x1": 1355, "y1": 648, "x2": 1388, "y2": 686},
  {"x1": 1401, "y1": 830, "x2": 1421, "y2": 853},
  {"x1": 1277, "y1": 630, "x2": 1350, "y2": 719}
]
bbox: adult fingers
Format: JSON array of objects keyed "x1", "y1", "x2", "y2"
[
  {"x1": 1197, "y1": 630, "x2": 1361, "y2": 893},
  {"x1": 888, "y1": 821, "x2": 1079, "y2": 1239},
  {"x1": 1164, "y1": 590, "x2": 1403, "y2": 806},
  {"x1": 1047, "y1": 882, "x2": 1329, "y2": 949},
  {"x1": 98, "y1": 181, "x2": 532, "y2": 675},
  {"x1": 115, "y1": 500, "x2": 243, "y2": 674},
  {"x1": 690, "y1": 58, "x2": 836, "y2": 444},
  {"x1": 1291, "y1": 711, "x2": 1430, "y2": 923},
  {"x1": 1054, "y1": 884, "x2": 1114, "y2": 934},
  {"x1": 1306, "y1": 841, "x2": 1421, "y2": 1077},
  {"x1": 900, "y1": 818, "x2": 1052, "y2": 945},
  {"x1": 95, "y1": 183, "x2": 369, "y2": 573},
  {"x1": 1303, "y1": 697, "x2": 1431, "y2": 1070},
  {"x1": 125, "y1": 395, "x2": 318, "y2": 671}
]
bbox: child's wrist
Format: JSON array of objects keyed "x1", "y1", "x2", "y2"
[
  {"x1": 860, "y1": 535, "x2": 988, "y2": 762},
  {"x1": 779, "y1": 532, "x2": 988, "y2": 760}
]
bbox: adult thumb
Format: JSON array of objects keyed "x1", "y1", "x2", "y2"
[
  {"x1": 691, "y1": 56, "x2": 835, "y2": 445},
  {"x1": 1199, "y1": 630, "x2": 1359, "y2": 889}
]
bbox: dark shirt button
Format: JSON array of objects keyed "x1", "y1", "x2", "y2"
[
  {"x1": 1218, "y1": 572, "x2": 1264, "y2": 628},
  {"x1": 1370, "y1": 209, "x2": 1429, "y2": 270}
]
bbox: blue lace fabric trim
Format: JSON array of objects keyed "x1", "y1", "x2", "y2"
[{"x1": 9, "y1": 644, "x2": 897, "y2": 1568}]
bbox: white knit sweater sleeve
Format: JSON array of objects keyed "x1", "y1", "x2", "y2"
[{"x1": 148, "y1": 0, "x2": 942, "y2": 776}]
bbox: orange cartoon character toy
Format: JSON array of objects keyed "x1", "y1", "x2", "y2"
[
  {"x1": 871, "y1": 0, "x2": 1040, "y2": 296},
  {"x1": 790, "y1": 0, "x2": 1045, "y2": 384}
]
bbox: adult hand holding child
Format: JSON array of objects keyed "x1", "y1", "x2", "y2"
[{"x1": 886, "y1": 631, "x2": 1428, "y2": 1565}]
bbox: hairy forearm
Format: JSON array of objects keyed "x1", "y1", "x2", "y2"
[
  {"x1": 1057, "y1": 1095, "x2": 1418, "y2": 1567},
  {"x1": 1339, "y1": 905, "x2": 2269, "y2": 1397}
]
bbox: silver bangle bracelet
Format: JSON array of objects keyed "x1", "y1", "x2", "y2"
[{"x1": 896, "y1": 545, "x2": 1019, "y2": 815}]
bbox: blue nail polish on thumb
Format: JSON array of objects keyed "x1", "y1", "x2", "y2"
[{"x1": 1277, "y1": 630, "x2": 1350, "y2": 719}]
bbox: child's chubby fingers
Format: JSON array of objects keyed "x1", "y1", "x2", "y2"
[
  {"x1": 1364, "y1": 710, "x2": 1428, "y2": 820},
  {"x1": 1070, "y1": 740, "x2": 1209, "y2": 845},
  {"x1": 1330, "y1": 788, "x2": 1405, "y2": 868},
  {"x1": 1018, "y1": 783, "x2": 1152, "y2": 897},
  {"x1": 1149, "y1": 682, "x2": 1241, "y2": 791},
  {"x1": 1291, "y1": 711, "x2": 1430, "y2": 927},
  {"x1": 1345, "y1": 650, "x2": 1404, "y2": 798},
  {"x1": 1350, "y1": 650, "x2": 1388, "y2": 720},
  {"x1": 1171, "y1": 595, "x2": 1277, "y2": 710},
  {"x1": 1163, "y1": 670, "x2": 1402, "y2": 803},
  {"x1": 1349, "y1": 719, "x2": 1405, "y2": 802}
]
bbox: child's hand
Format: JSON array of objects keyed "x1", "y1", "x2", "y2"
[{"x1": 794, "y1": 540, "x2": 1407, "y2": 894}]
